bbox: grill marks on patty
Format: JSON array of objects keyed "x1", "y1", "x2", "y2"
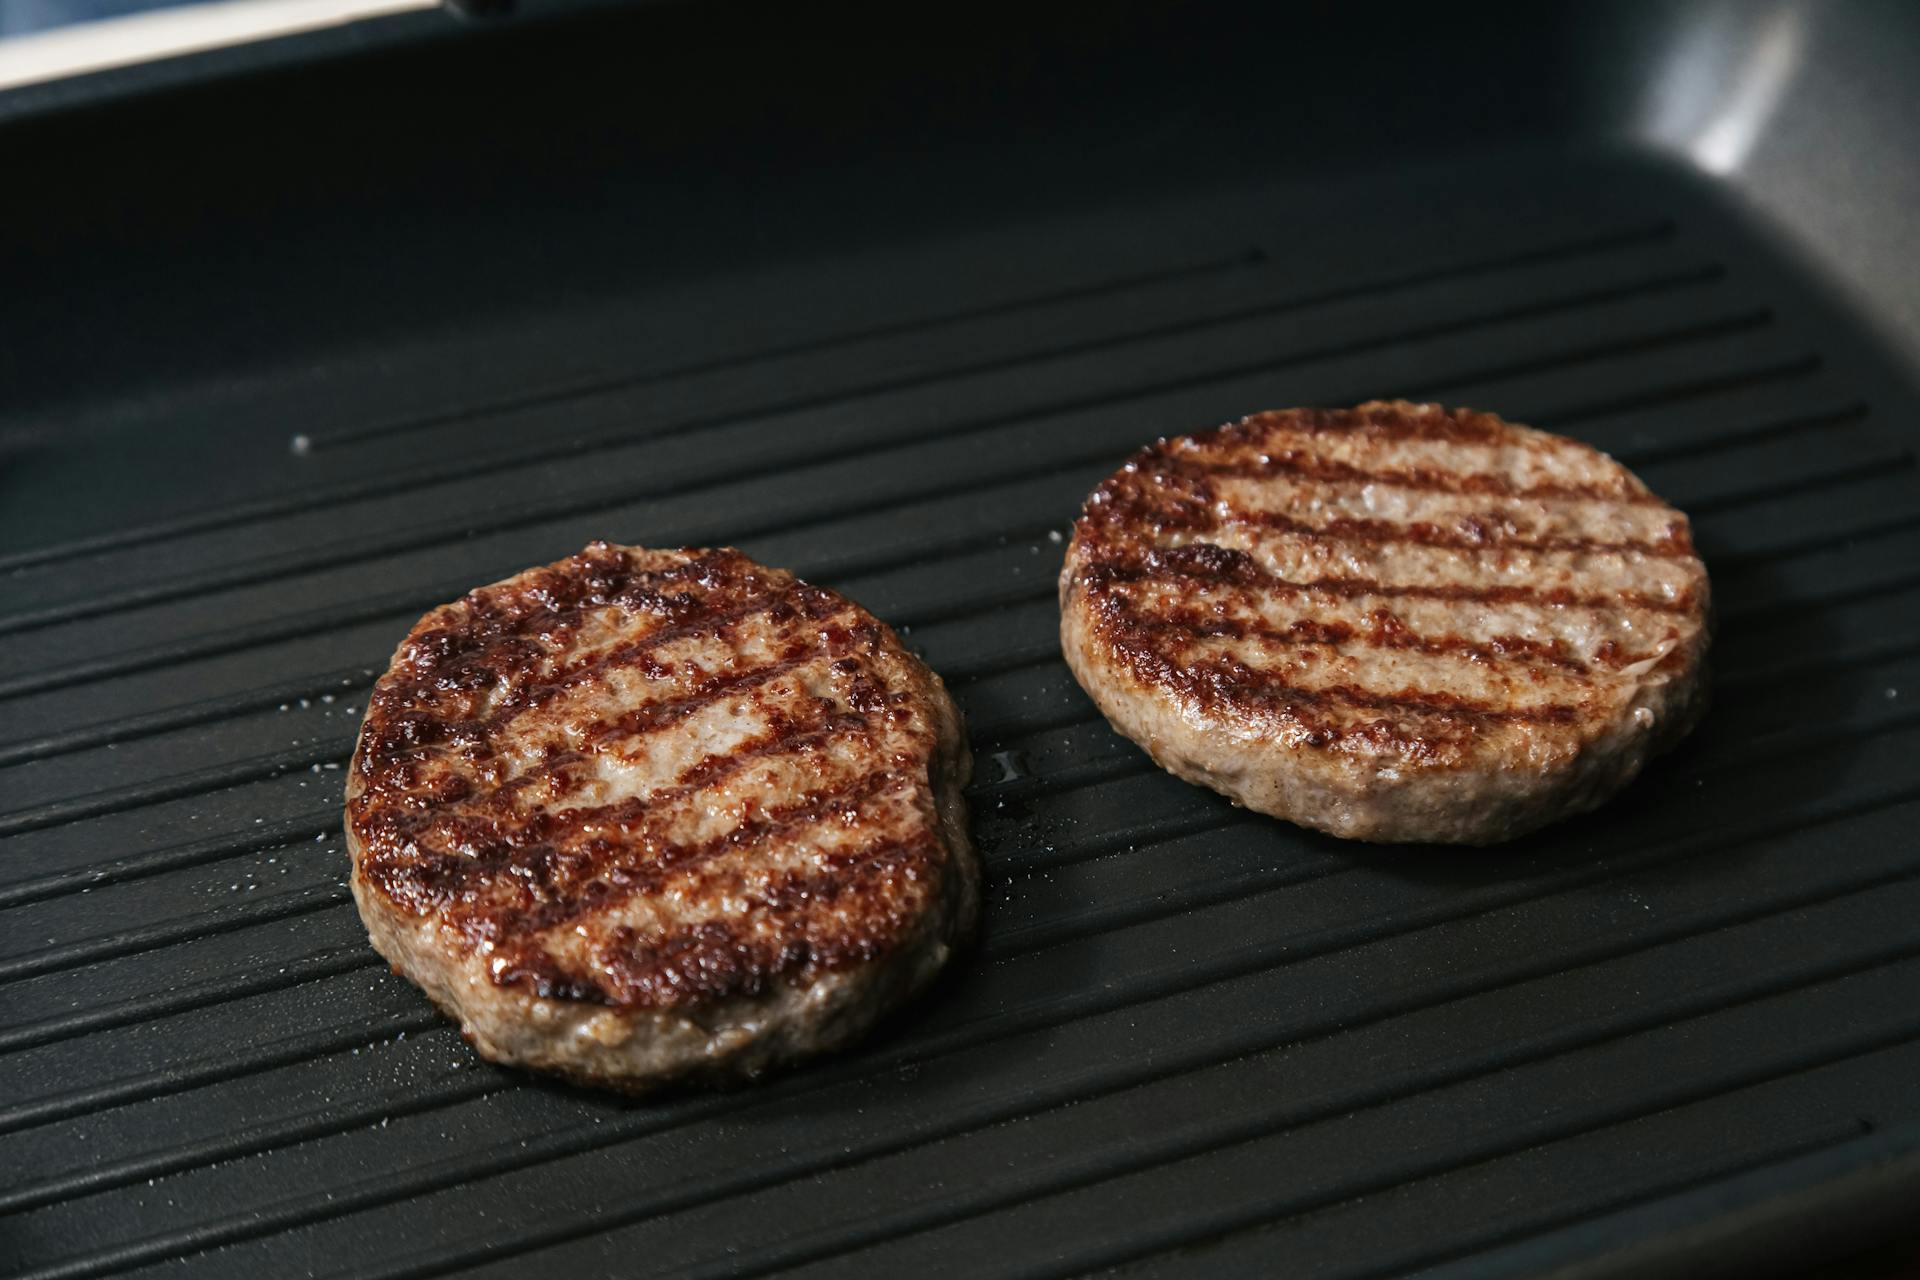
[
  {"x1": 349, "y1": 544, "x2": 951, "y2": 1010},
  {"x1": 1064, "y1": 402, "x2": 1708, "y2": 767},
  {"x1": 1080, "y1": 543, "x2": 1697, "y2": 617}
]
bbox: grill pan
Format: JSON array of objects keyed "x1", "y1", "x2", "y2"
[{"x1": 4, "y1": 3, "x2": 1920, "y2": 1276}]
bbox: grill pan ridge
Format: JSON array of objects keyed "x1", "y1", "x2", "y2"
[{"x1": 4, "y1": 6, "x2": 1920, "y2": 1277}]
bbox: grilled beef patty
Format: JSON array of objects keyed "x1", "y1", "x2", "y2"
[
  {"x1": 345, "y1": 543, "x2": 977, "y2": 1090},
  {"x1": 1059, "y1": 402, "x2": 1711, "y2": 845}
]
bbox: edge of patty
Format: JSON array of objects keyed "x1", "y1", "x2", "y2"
[
  {"x1": 1058, "y1": 589, "x2": 1708, "y2": 844},
  {"x1": 345, "y1": 716, "x2": 975, "y2": 1091}
]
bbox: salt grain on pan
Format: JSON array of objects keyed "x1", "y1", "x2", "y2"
[{"x1": 290, "y1": 434, "x2": 312, "y2": 455}]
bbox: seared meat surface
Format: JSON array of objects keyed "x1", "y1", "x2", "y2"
[
  {"x1": 346, "y1": 543, "x2": 977, "y2": 1089},
  {"x1": 1059, "y1": 402, "x2": 1710, "y2": 844}
]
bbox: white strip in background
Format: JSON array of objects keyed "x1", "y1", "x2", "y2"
[{"x1": 0, "y1": 0, "x2": 439, "y2": 92}]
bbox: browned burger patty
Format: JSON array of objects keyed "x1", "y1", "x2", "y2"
[
  {"x1": 1059, "y1": 401, "x2": 1711, "y2": 845},
  {"x1": 345, "y1": 543, "x2": 977, "y2": 1090}
]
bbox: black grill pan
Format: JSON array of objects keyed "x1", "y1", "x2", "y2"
[{"x1": 3, "y1": 4, "x2": 1920, "y2": 1277}]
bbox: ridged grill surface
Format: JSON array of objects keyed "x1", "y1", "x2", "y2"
[{"x1": 4, "y1": 148, "x2": 1920, "y2": 1279}]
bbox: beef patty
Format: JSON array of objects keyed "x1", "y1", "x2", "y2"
[
  {"x1": 345, "y1": 543, "x2": 977, "y2": 1090},
  {"x1": 1058, "y1": 402, "x2": 1711, "y2": 845}
]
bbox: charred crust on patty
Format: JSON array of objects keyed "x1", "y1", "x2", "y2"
[
  {"x1": 345, "y1": 543, "x2": 978, "y2": 1088},
  {"x1": 1059, "y1": 401, "x2": 1711, "y2": 845}
]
